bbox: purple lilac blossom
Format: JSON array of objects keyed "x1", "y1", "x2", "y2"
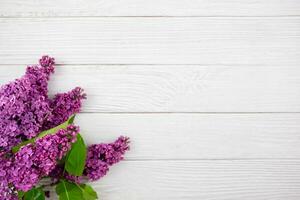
[
  {"x1": 0, "y1": 56, "x2": 85, "y2": 151},
  {"x1": 49, "y1": 165, "x2": 83, "y2": 184},
  {"x1": 84, "y1": 136, "x2": 130, "y2": 181},
  {"x1": 0, "y1": 56, "x2": 130, "y2": 199},
  {"x1": 48, "y1": 136, "x2": 130, "y2": 183},
  {"x1": 0, "y1": 152, "x2": 17, "y2": 200},
  {"x1": 0, "y1": 56, "x2": 54, "y2": 150},
  {"x1": 11, "y1": 125, "x2": 79, "y2": 192},
  {"x1": 43, "y1": 87, "x2": 86, "y2": 130}
]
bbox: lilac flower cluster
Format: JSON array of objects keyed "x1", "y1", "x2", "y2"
[
  {"x1": 48, "y1": 136, "x2": 130, "y2": 183},
  {"x1": 0, "y1": 152, "x2": 16, "y2": 200},
  {"x1": 0, "y1": 125, "x2": 79, "y2": 199},
  {"x1": 0, "y1": 56, "x2": 85, "y2": 151},
  {"x1": 0, "y1": 56, "x2": 54, "y2": 150},
  {"x1": 84, "y1": 136, "x2": 130, "y2": 181},
  {"x1": 0, "y1": 56, "x2": 130, "y2": 199},
  {"x1": 43, "y1": 87, "x2": 86, "y2": 130},
  {"x1": 12, "y1": 125, "x2": 78, "y2": 191}
]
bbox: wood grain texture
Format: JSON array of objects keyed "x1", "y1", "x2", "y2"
[
  {"x1": 1, "y1": 0, "x2": 300, "y2": 17},
  {"x1": 73, "y1": 113, "x2": 300, "y2": 159},
  {"x1": 0, "y1": 18, "x2": 299, "y2": 65},
  {"x1": 88, "y1": 160, "x2": 300, "y2": 200},
  {"x1": 1, "y1": 1, "x2": 300, "y2": 199},
  {"x1": 1, "y1": 65, "x2": 300, "y2": 112}
]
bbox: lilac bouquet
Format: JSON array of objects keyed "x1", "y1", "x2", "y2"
[{"x1": 0, "y1": 56, "x2": 130, "y2": 199}]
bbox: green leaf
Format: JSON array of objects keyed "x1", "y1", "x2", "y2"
[
  {"x1": 65, "y1": 134, "x2": 87, "y2": 176},
  {"x1": 56, "y1": 180, "x2": 98, "y2": 200},
  {"x1": 23, "y1": 187, "x2": 45, "y2": 200},
  {"x1": 80, "y1": 184, "x2": 98, "y2": 200},
  {"x1": 18, "y1": 191, "x2": 25, "y2": 199},
  {"x1": 56, "y1": 180, "x2": 83, "y2": 200},
  {"x1": 68, "y1": 115, "x2": 76, "y2": 125},
  {"x1": 12, "y1": 115, "x2": 76, "y2": 153}
]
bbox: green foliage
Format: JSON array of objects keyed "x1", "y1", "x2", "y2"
[
  {"x1": 56, "y1": 180, "x2": 98, "y2": 200},
  {"x1": 18, "y1": 191, "x2": 25, "y2": 199},
  {"x1": 56, "y1": 180, "x2": 82, "y2": 200},
  {"x1": 12, "y1": 115, "x2": 98, "y2": 199},
  {"x1": 65, "y1": 134, "x2": 87, "y2": 176},
  {"x1": 23, "y1": 187, "x2": 45, "y2": 200},
  {"x1": 80, "y1": 184, "x2": 98, "y2": 200}
]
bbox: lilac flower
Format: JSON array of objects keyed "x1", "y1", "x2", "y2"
[
  {"x1": 0, "y1": 56, "x2": 130, "y2": 199},
  {"x1": 0, "y1": 153, "x2": 16, "y2": 200},
  {"x1": 0, "y1": 56, "x2": 85, "y2": 151},
  {"x1": 64, "y1": 173, "x2": 83, "y2": 183},
  {"x1": 0, "y1": 56, "x2": 54, "y2": 150},
  {"x1": 10, "y1": 125, "x2": 79, "y2": 192},
  {"x1": 43, "y1": 87, "x2": 86, "y2": 130},
  {"x1": 49, "y1": 165, "x2": 83, "y2": 184},
  {"x1": 84, "y1": 136, "x2": 130, "y2": 181},
  {"x1": 48, "y1": 136, "x2": 130, "y2": 183}
]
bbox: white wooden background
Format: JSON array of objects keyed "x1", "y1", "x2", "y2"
[{"x1": 1, "y1": 1, "x2": 300, "y2": 199}]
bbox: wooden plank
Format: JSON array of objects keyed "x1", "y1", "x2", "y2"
[
  {"x1": 1, "y1": 0, "x2": 299, "y2": 17},
  {"x1": 0, "y1": 18, "x2": 299, "y2": 65},
  {"x1": 73, "y1": 113, "x2": 300, "y2": 159},
  {"x1": 1, "y1": 65, "x2": 300, "y2": 112},
  {"x1": 81, "y1": 160, "x2": 300, "y2": 199}
]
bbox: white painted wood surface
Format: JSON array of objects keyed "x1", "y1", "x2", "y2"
[
  {"x1": 0, "y1": 0, "x2": 300, "y2": 199},
  {"x1": 76, "y1": 113, "x2": 300, "y2": 159},
  {"x1": 50, "y1": 160, "x2": 300, "y2": 200},
  {"x1": 1, "y1": 65, "x2": 300, "y2": 112},
  {"x1": 91, "y1": 160, "x2": 300, "y2": 200},
  {"x1": 0, "y1": 18, "x2": 299, "y2": 65},
  {"x1": 1, "y1": 0, "x2": 300, "y2": 17}
]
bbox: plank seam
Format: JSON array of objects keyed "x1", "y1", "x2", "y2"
[
  {"x1": 1, "y1": 64, "x2": 299, "y2": 67},
  {"x1": 122, "y1": 158, "x2": 300, "y2": 161},
  {"x1": 1, "y1": 15, "x2": 300, "y2": 18},
  {"x1": 78, "y1": 112, "x2": 300, "y2": 114}
]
